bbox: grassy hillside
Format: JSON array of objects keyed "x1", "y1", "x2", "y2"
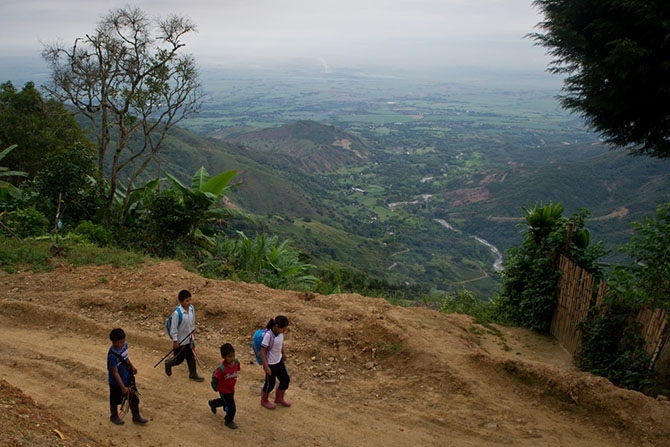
[
  {"x1": 153, "y1": 114, "x2": 670, "y2": 300},
  {"x1": 141, "y1": 65, "x2": 670, "y2": 298}
]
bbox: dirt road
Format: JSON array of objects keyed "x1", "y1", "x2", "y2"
[{"x1": 1, "y1": 261, "x2": 669, "y2": 446}]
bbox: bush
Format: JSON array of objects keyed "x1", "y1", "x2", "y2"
[
  {"x1": 0, "y1": 206, "x2": 49, "y2": 238},
  {"x1": 576, "y1": 301, "x2": 656, "y2": 391},
  {"x1": 439, "y1": 288, "x2": 492, "y2": 323},
  {"x1": 74, "y1": 220, "x2": 114, "y2": 247}
]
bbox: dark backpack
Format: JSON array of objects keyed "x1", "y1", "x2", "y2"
[
  {"x1": 210, "y1": 364, "x2": 225, "y2": 392},
  {"x1": 251, "y1": 328, "x2": 275, "y2": 365}
]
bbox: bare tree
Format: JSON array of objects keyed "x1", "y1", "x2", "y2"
[{"x1": 42, "y1": 6, "x2": 202, "y2": 216}]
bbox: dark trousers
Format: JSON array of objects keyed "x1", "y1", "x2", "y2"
[
  {"x1": 262, "y1": 359, "x2": 290, "y2": 393},
  {"x1": 211, "y1": 392, "x2": 236, "y2": 422},
  {"x1": 171, "y1": 343, "x2": 195, "y2": 366},
  {"x1": 109, "y1": 384, "x2": 140, "y2": 418}
]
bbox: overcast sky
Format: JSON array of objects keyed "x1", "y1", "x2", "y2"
[{"x1": 0, "y1": 0, "x2": 552, "y2": 74}]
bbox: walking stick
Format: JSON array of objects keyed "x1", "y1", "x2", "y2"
[
  {"x1": 192, "y1": 346, "x2": 207, "y2": 368},
  {"x1": 153, "y1": 329, "x2": 196, "y2": 368}
]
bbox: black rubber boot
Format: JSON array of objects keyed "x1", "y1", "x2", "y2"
[
  {"x1": 187, "y1": 358, "x2": 204, "y2": 382},
  {"x1": 164, "y1": 356, "x2": 176, "y2": 376},
  {"x1": 110, "y1": 404, "x2": 124, "y2": 425},
  {"x1": 131, "y1": 404, "x2": 148, "y2": 424}
]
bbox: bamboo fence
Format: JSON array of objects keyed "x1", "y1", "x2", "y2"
[
  {"x1": 551, "y1": 255, "x2": 669, "y2": 367},
  {"x1": 550, "y1": 255, "x2": 596, "y2": 355}
]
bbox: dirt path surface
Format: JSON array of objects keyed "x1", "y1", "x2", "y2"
[{"x1": 1, "y1": 260, "x2": 669, "y2": 446}]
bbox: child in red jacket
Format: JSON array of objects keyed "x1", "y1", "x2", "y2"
[{"x1": 208, "y1": 343, "x2": 241, "y2": 429}]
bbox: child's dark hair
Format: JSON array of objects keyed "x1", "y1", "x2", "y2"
[
  {"x1": 109, "y1": 328, "x2": 126, "y2": 342},
  {"x1": 266, "y1": 315, "x2": 289, "y2": 330},
  {"x1": 220, "y1": 343, "x2": 235, "y2": 358},
  {"x1": 178, "y1": 289, "x2": 192, "y2": 302}
]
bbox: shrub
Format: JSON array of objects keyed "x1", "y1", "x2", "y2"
[
  {"x1": 74, "y1": 220, "x2": 114, "y2": 247},
  {"x1": 0, "y1": 206, "x2": 49, "y2": 238},
  {"x1": 576, "y1": 300, "x2": 656, "y2": 392}
]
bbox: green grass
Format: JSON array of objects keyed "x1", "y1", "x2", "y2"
[{"x1": 0, "y1": 236, "x2": 149, "y2": 272}]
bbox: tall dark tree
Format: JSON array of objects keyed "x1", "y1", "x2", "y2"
[
  {"x1": 530, "y1": 0, "x2": 670, "y2": 158},
  {"x1": 0, "y1": 81, "x2": 90, "y2": 179},
  {"x1": 32, "y1": 143, "x2": 102, "y2": 228},
  {"x1": 42, "y1": 6, "x2": 203, "y2": 218}
]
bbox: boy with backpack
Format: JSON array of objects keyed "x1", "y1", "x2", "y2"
[
  {"x1": 208, "y1": 343, "x2": 241, "y2": 429},
  {"x1": 164, "y1": 289, "x2": 204, "y2": 381}
]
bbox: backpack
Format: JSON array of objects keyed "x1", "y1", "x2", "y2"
[
  {"x1": 210, "y1": 364, "x2": 225, "y2": 392},
  {"x1": 165, "y1": 305, "x2": 184, "y2": 337},
  {"x1": 251, "y1": 328, "x2": 275, "y2": 365}
]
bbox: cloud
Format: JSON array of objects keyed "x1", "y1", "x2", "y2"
[{"x1": 0, "y1": 0, "x2": 549, "y2": 71}]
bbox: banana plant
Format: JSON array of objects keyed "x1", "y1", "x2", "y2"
[
  {"x1": 520, "y1": 201, "x2": 565, "y2": 245},
  {"x1": 164, "y1": 167, "x2": 242, "y2": 246},
  {"x1": 0, "y1": 144, "x2": 28, "y2": 201}
]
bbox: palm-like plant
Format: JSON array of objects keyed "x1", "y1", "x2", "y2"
[
  {"x1": 202, "y1": 231, "x2": 317, "y2": 291},
  {"x1": 164, "y1": 167, "x2": 242, "y2": 246},
  {"x1": 0, "y1": 144, "x2": 28, "y2": 201}
]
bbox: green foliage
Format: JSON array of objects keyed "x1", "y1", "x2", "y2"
[
  {"x1": 495, "y1": 202, "x2": 605, "y2": 332},
  {"x1": 200, "y1": 232, "x2": 317, "y2": 291},
  {"x1": 568, "y1": 202, "x2": 670, "y2": 393},
  {"x1": 31, "y1": 143, "x2": 102, "y2": 227},
  {"x1": 42, "y1": 7, "x2": 202, "y2": 215},
  {"x1": 60, "y1": 241, "x2": 147, "y2": 268},
  {"x1": 0, "y1": 144, "x2": 27, "y2": 202},
  {"x1": 0, "y1": 207, "x2": 49, "y2": 238},
  {"x1": 530, "y1": 0, "x2": 670, "y2": 157},
  {"x1": 313, "y1": 262, "x2": 431, "y2": 301},
  {"x1": 438, "y1": 288, "x2": 493, "y2": 323},
  {"x1": 619, "y1": 202, "x2": 670, "y2": 311},
  {"x1": 0, "y1": 236, "x2": 51, "y2": 272},
  {"x1": 164, "y1": 167, "x2": 241, "y2": 243},
  {"x1": 134, "y1": 189, "x2": 192, "y2": 257},
  {"x1": 576, "y1": 300, "x2": 656, "y2": 392},
  {"x1": 73, "y1": 221, "x2": 114, "y2": 247},
  {"x1": 0, "y1": 235, "x2": 147, "y2": 273},
  {"x1": 0, "y1": 81, "x2": 91, "y2": 178}
]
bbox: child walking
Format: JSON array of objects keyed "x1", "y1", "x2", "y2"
[
  {"x1": 107, "y1": 328, "x2": 148, "y2": 425},
  {"x1": 164, "y1": 289, "x2": 204, "y2": 381},
  {"x1": 209, "y1": 343, "x2": 241, "y2": 429},
  {"x1": 259, "y1": 315, "x2": 292, "y2": 409}
]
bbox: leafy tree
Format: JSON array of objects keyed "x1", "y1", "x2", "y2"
[
  {"x1": 31, "y1": 143, "x2": 103, "y2": 228},
  {"x1": 0, "y1": 81, "x2": 90, "y2": 178},
  {"x1": 42, "y1": 6, "x2": 203, "y2": 216},
  {"x1": 118, "y1": 167, "x2": 240, "y2": 257},
  {"x1": 530, "y1": 0, "x2": 670, "y2": 158},
  {"x1": 572, "y1": 206, "x2": 670, "y2": 392},
  {"x1": 495, "y1": 202, "x2": 606, "y2": 332},
  {"x1": 619, "y1": 202, "x2": 670, "y2": 311}
]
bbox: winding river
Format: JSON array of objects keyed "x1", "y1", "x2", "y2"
[{"x1": 434, "y1": 219, "x2": 504, "y2": 272}]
